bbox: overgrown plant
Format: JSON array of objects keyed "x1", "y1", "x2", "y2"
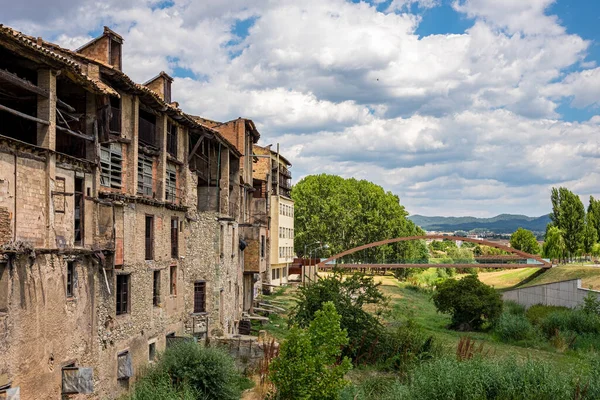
[
  {"x1": 290, "y1": 269, "x2": 387, "y2": 360},
  {"x1": 432, "y1": 275, "x2": 503, "y2": 330},
  {"x1": 270, "y1": 302, "x2": 352, "y2": 400}
]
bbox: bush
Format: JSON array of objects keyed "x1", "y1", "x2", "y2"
[
  {"x1": 125, "y1": 341, "x2": 246, "y2": 400},
  {"x1": 525, "y1": 304, "x2": 569, "y2": 325},
  {"x1": 493, "y1": 313, "x2": 535, "y2": 342},
  {"x1": 582, "y1": 291, "x2": 600, "y2": 316},
  {"x1": 378, "y1": 357, "x2": 600, "y2": 400},
  {"x1": 504, "y1": 301, "x2": 526, "y2": 316},
  {"x1": 157, "y1": 341, "x2": 245, "y2": 400},
  {"x1": 432, "y1": 275, "x2": 503, "y2": 330},
  {"x1": 270, "y1": 302, "x2": 352, "y2": 400},
  {"x1": 369, "y1": 322, "x2": 442, "y2": 373},
  {"x1": 539, "y1": 309, "x2": 600, "y2": 338},
  {"x1": 290, "y1": 270, "x2": 387, "y2": 360}
]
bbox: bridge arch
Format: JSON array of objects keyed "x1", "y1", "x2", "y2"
[{"x1": 316, "y1": 235, "x2": 552, "y2": 269}]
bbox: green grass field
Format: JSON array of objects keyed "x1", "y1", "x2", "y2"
[
  {"x1": 478, "y1": 264, "x2": 600, "y2": 290},
  {"x1": 259, "y1": 269, "x2": 599, "y2": 370}
]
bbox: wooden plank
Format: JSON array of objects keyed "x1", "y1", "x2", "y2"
[
  {"x1": 0, "y1": 69, "x2": 48, "y2": 97},
  {"x1": 187, "y1": 134, "x2": 206, "y2": 163},
  {"x1": 56, "y1": 98, "x2": 76, "y2": 113},
  {"x1": 56, "y1": 125, "x2": 94, "y2": 141},
  {"x1": 0, "y1": 103, "x2": 49, "y2": 125}
]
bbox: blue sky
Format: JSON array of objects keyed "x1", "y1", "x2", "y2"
[{"x1": 3, "y1": 0, "x2": 599, "y2": 217}]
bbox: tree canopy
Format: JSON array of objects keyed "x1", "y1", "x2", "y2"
[
  {"x1": 292, "y1": 174, "x2": 427, "y2": 262},
  {"x1": 509, "y1": 228, "x2": 540, "y2": 254},
  {"x1": 549, "y1": 187, "x2": 586, "y2": 259}
]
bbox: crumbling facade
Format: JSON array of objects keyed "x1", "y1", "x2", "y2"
[
  {"x1": 0, "y1": 25, "x2": 251, "y2": 399},
  {"x1": 252, "y1": 145, "x2": 294, "y2": 289}
]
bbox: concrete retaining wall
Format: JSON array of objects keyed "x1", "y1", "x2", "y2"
[{"x1": 502, "y1": 279, "x2": 600, "y2": 309}]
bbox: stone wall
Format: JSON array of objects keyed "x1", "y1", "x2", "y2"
[{"x1": 502, "y1": 279, "x2": 600, "y2": 309}]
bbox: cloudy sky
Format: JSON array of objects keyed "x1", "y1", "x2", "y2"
[{"x1": 3, "y1": 0, "x2": 600, "y2": 217}]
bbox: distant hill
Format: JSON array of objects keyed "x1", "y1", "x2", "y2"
[{"x1": 408, "y1": 213, "x2": 551, "y2": 234}]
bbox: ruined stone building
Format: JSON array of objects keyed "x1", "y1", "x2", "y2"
[
  {"x1": 0, "y1": 25, "x2": 257, "y2": 399},
  {"x1": 252, "y1": 145, "x2": 294, "y2": 288}
]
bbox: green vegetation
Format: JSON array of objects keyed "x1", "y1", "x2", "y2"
[
  {"x1": 124, "y1": 341, "x2": 249, "y2": 400},
  {"x1": 291, "y1": 174, "x2": 427, "y2": 262},
  {"x1": 509, "y1": 227, "x2": 540, "y2": 254},
  {"x1": 270, "y1": 302, "x2": 352, "y2": 400},
  {"x1": 290, "y1": 270, "x2": 387, "y2": 360},
  {"x1": 547, "y1": 187, "x2": 600, "y2": 261},
  {"x1": 432, "y1": 275, "x2": 503, "y2": 330}
]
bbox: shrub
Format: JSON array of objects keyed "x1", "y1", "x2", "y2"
[
  {"x1": 340, "y1": 376, "x2": 408, "y2": 400},
  {"x1": 493, "y1": 313, "x2": 535, "y2": 342},
  {"x1": 369, "y1": 322, "x2": 442, "y2": 373},
  {"x1": 124, "y1": 341, "x2": 246, "y2": 400},
  {"x1": 432, "y1": 275, "x2": 503, "y2": 330},
  {"x1": 525, "y1": 304, "x2": 569, "y2": 325},
  {"x1": 125, "y1": 371, "x2": 199, "y2": 400},
  {"x1": 290, "y1": 270, "x2": 386, "y2": 360},
  {"x1": 539, "y1": 309, "x2": 600, "y2": 338},
  {"x1": 504, "y1": 301, "x2": 526, "y2": 316},
  {"x1": 582, "y1": 291, "x2": 600, "y2": 316},
  {"x1": 270, "y1": 302, "x2": 352, "y2": 400},
  {"x1": 157, "y1": 341, "x2": 246, "y2": 400}
]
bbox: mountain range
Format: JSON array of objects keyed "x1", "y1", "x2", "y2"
[{"x1": 408, "y1": 213, "x2": 551, "y2": 234}]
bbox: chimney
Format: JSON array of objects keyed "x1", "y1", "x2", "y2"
[
  {"x1": 143, "y1": 71, "x2": 174, "y2": 103},
  {"x1": 76, "y1": 26, "x2": 124, "y2": 71}
]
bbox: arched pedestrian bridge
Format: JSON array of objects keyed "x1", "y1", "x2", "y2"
[{"x1": 316, "y1": 235, "x2": 552, "y2": 270}]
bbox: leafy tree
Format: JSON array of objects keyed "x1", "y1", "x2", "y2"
[
  {"x1": 588, "y1": 196, "x2": 600, "y2": 240},
  {"x1": 292, "y1": 174, "x2": 427, "y2": 263},
  {"x1": 582, "y1": 215, "x2": 598, "y2": 258},
  {"x1": 270, "y1": 302, "x2": 352, "y2": 400},
  {"x1": 543, "y1": 226, "x2": 566, "y2": 262},
  {"x1": 509, "y1": 227, "x2": 540, "y2": 254},
  {"x1": 290, "y1": 270, "x2": 386, "y2": 360},
  {"x1": 549, "y1": 187, "x2": 585, "y2": 260},
  {"x1": 432, "y1": 275, "x2": 503, "y2": 330}
]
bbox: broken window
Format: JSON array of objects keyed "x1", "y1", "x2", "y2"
[
  {"x1": 66, "y1": 262, "x2": 75, "y2": 298},
  {"x1": 100, "y1": 143, "x2": 122, "y2": 189},
  {"x1": 62, "y1": 365, "x2": 93, "y2": 395},
  {"x1": 193, "y1": 281, "x2": 206, "y2": 313},
  {"x1": 170, "y1": 265, "x2": 177, "y2": 296},
  {"x1": 261, "y1": 235, "x2": 265, "y2": 258},
  {"x1": 116, "y1": 274, "x2": 129, "y2": 315},
  {"x1": 117, "y1": 351, "x2": 133, "y2": 381},
  {"x1": 145, "y1": 215, "x2": 154, "y2": 260},
  {"x1": 109, "y1": 96, "x2": 121, "y2": 135},
  {"x1": 171, "y1": 217, "x2": 178, "y2": 259},
  {"x1": 165, "y1": 163, "x2": 177, "y2": 203},
  {"x1": 167, "y1": 120, "x2": 177, "y2": 156},
  {"x1": 138, "y1": 109, "x2": 156, "y2": 147},
  {"x1": 0, "y1": 49, "x2": 45, "y2": 146},
  {"x1": 152, "y1": 270, "x2": 160, "y2": 307},
  {"x1": 74, "y1": 177, "x2": 83, "y2": 245},
  {"x1": 148, "y1": 342, "x2": 156, "y2": 362},
  {"x1": 137, "y1": 154, "x2": 154, "y2": 197},
  {"x1": 0, "y1": 263, "x2": 8, "y2": 312}
]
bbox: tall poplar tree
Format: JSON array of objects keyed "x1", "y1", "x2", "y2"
[{"x1": 549, "y1": 187, "x2": 585, "y2": 260}]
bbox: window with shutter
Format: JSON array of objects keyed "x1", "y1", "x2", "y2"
[
  {"x1": 145, "y1": 215, "x2": 154, "y2": 260},
  {"x1": 137, "y1": 154, "x2": 154, "y2": 197},
  {"x1": 100, "y1": 143, "x2": 122, "y2": 189},
  {"x1": 171, "y1": 217, "x2": 178, "y2": 258},
  {"x1": 116, "y1": 274, "x2": 129, "y2": 315},
  {"x1": 117, "y1": 351, "x2": 133, "y2": 380}
]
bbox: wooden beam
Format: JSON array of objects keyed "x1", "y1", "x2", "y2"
[
  {"x1": 56, "y1": 98, "x2": 76, "y2": 113},
  {"x1": 56, "y1": 125, "x2": 94, "y2": 141},
  {"x1": 187, "y1": 134, "x2": 206, "y2": 163},
  {"x1": 0, "y1": 103, "x2": 49, "y2": 125},
  {"x1": 0, "y1": 69, "x2": 49, "y2": 97}
]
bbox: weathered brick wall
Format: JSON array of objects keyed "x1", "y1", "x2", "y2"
[
  {"x1": 15, "y1": 157, "x2": 47, "y2": 247},
  {"x1": 0, "y1": 255, "x2": 97, "y2": 400},
  {"x1": 79, "y1": 36, "x2": 110, "y2": 65}
]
